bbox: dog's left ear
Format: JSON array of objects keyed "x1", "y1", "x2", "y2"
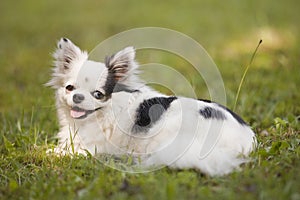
[
  {"x1": 103, "y1": 47, "x2": 142, "y2": 94},
  {"x1": 105, "y1": 47, "x2": 136, "y2": 81}
]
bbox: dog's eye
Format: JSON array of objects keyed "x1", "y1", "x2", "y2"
[
  {"x1": 92, "y1": 90, "x2": 104, "y2": 100},
  {"x1": 65, "y1": 85, "x2": 75, "y2": 91}
]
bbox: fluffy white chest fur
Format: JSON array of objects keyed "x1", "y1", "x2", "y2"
[{"x1": 47, "y1": 38, "x2": 256, "y2": 176}]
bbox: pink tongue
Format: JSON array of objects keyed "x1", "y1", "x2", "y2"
[{"x1": 70, "y1": 110, "x2": 86, "y2": 118}]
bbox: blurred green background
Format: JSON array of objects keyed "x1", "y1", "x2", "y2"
[
  {"x1": 0, "y1": 0, "x2": 299, "y2": 117},
  {"x1": 0, "y1": 0, "x2": 299, "y2": 199}
]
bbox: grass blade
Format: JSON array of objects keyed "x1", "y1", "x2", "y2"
[{"x1": 233, "y1": 39, "x2": 262, "y2": 111}]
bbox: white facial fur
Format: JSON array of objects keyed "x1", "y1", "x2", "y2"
[
  {"x1": 63, "y1": 61, "x2": 109, "y2": 110},
  {"x1": 47, "y1": 38, "x2": 139, "y2": 120}
]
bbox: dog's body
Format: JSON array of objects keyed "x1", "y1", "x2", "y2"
[{"x1": 47, "y1": 38, "x2": 256, "y2": 176}]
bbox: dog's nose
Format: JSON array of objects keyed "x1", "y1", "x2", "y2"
[{"x1": 73, "y1": 94, "x2": 85, "y2": 104}]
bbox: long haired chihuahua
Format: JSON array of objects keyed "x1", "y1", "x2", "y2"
[{"x1": 47, "y1": 38, "x2": 256, "y2": 176}]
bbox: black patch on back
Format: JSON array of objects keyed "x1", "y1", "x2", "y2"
[
  {"x1": 132, "y1": 96, "x2": 177, "y2": 133},
  {"x1": 198, "y1": 99, "x2": 248, "y2": 125},
  {"x1": 199, "y1": 107, "x2": 226, "y2": 120}
]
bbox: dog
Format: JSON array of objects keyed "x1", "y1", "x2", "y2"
[{"x1": 47, "y1": 38, "x2": 256, "y2": 176}]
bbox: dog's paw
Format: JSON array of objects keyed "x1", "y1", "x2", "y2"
[{"x1": 46, "y1": 147, "x2": 89, "y2": 157}]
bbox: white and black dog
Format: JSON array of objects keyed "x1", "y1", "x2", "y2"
[{"x1": 47, "y1": 38, "x2": 256, "y2": 176}]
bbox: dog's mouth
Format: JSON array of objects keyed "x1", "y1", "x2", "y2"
[{"x1": 70, "y1": 106, "x2": 101, "y2": 119}]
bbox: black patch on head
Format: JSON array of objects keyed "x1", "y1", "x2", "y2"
[
  {"x1": 103, "y1": 51, "x2": 138, "y2": 98},
  {"x1": 103, "y1": 55, "x2": 120, "y2": 98},
  {"x1": 63, "y1": 38, "x2": 68, "y2": 42},
  {"x1": 103, "y1": 72, "x2": 139, "y2": 99},
  {"x1": 199, "y1": 107, "x2": 226, "y2": 120},
  {"x1": 132, "y1": 96, "x2": 177, "y2": 133},
  {"x1": 198, "y1": 99, "x2": 248, "y2": 125},
  {"x1": 103, "y1": 71, "x2": 116, "y2": 98}
]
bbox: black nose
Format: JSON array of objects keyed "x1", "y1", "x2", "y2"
[{"x1": 73, "y1": 94, "x2": 85, "y2": 104}]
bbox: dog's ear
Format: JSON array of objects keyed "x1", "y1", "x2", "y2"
[
  {"x1": 105, "y1": 47, "x2": 136, "y2": 81},
  {"x1": 53, "y1": 38, "x2": 88, "y2": 72},
  {"x1": 47, "y1": 38, "x2": 87, "y2": 88}
]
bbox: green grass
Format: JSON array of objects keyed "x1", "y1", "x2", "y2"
[{"x1": 0, "y1": 0, "x2": 299, "y2": 199}]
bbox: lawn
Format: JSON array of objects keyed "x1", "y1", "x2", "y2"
[{"x1": 0, "y1": 0, "x2": 299, "y2": 199}]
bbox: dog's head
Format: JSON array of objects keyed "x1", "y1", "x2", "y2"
[{"x1": 47, "y1": 38, "x2": 139, "y2": 120}]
